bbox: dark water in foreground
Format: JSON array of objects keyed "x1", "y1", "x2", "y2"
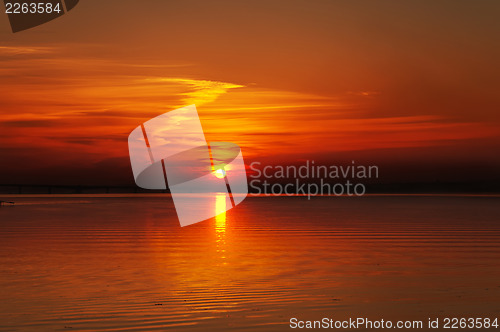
[{"x1": 0, "y1": 195, "x2": 499, "y2": 331}]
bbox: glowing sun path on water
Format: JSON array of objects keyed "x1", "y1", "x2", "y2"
[{"x1": 215, "y1": 193, "x2": 227, "y2": 261}]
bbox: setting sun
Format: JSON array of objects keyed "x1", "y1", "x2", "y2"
[{"x1": 214, "y1": 168, "x2": 226, "y2": 179}]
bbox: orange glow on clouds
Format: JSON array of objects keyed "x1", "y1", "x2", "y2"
[{"x1": 0, "y1": 42, "x2": 499, "y2": 175}]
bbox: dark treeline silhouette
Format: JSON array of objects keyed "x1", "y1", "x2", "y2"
[{"x1": 0, "y1": 180, "x2": 498, "y2": 195}]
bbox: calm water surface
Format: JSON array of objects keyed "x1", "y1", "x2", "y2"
[{"x1": 1, "y1": 196, "x2": 500, "y2": 331}]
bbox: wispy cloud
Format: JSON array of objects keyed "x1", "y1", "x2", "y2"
[
  {"x1": 0, "y1": 46, "x2": 55, "y2": 55},
  {"x1": 1, "y1": 43, "x2": 499, "y2": 166},
  {"x1": 141, "y1": 77, "x2": 244, "y2": 106}
]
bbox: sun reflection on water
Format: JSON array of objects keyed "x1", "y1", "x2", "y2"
[{"x1": 215, "y1": 193, "x2": 227, "y2": 261}]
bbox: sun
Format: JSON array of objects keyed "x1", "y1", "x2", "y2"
[{"x1": 214, "y1": 168, "x2": 226, "y2": 179}]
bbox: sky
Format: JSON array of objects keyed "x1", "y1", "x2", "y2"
[{"x1": 0, "y1": 0, "x2": 499, "y2": 187}]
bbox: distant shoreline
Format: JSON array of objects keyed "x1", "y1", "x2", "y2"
[{"x1": 1, "y1": 193, "x2": 499, "y2": 198}]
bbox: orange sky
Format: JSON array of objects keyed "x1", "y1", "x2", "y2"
[{"x1": 1, "y1": 1, "x2": 499, "y2": 186}]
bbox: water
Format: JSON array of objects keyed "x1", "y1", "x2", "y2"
[{"x1": 1, "y1": 195, "x2": 500, "y2": 331}]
